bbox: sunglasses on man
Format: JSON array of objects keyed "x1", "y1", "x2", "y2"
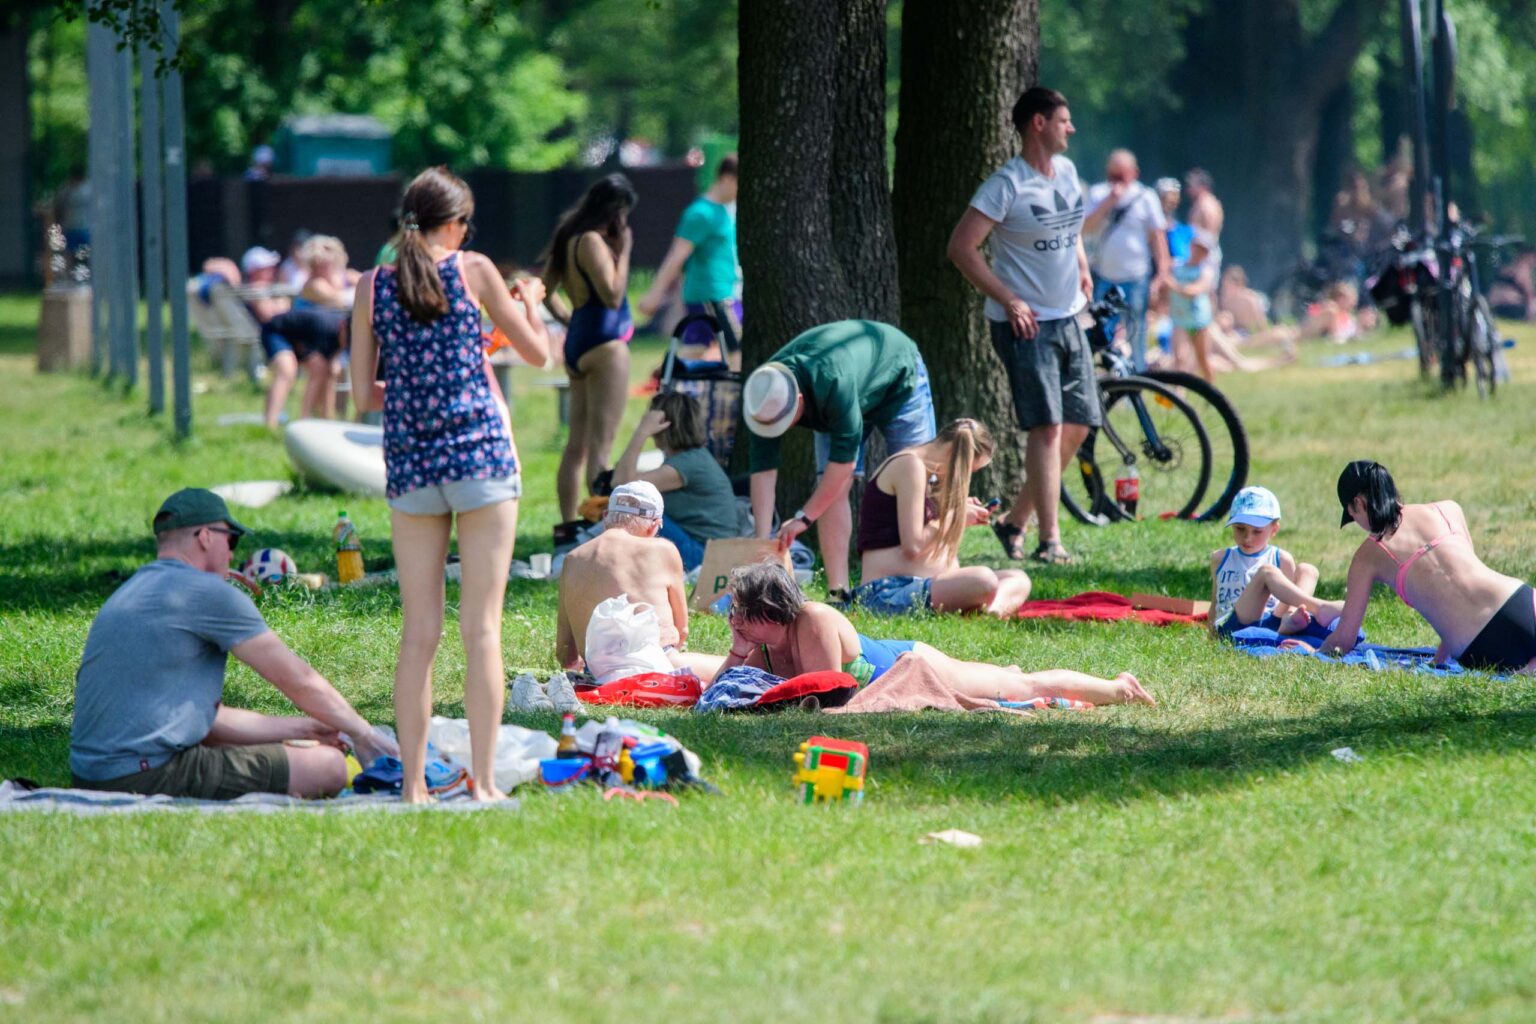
[{"x1": 203, "y1": 525, "x2": 241, "y2": 552}]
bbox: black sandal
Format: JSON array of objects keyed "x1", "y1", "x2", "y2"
[
  {"x1": 991, "y1": 520, "x2": 1026, "y2": 561},
  {"x1": 1030, "y1": 542, "x2": 1074, "y2": 565}
]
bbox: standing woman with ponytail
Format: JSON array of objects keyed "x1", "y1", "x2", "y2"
[
  {"x1": 1311, "y1": 461, "x2": 1536, "y2": 675},
  {"x1": 351, "y1": 167, "x2": 550, "y2": 802},
  {"x1": 540, "y1": 174, "x2": 638, "y2": 523},
  {"x1": 854, "y1": 419, "x2": 1034, "y2": 617}
]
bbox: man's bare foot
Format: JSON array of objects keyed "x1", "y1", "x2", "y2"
[
  {"x1": 1117, "y1": 672, "x2": 1156, "y2": 706},
  {"x1": 470, "y1": 780, "x2": 507, "y2": 802}
]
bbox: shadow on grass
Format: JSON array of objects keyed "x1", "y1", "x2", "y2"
[{"x1": 663, "y1": 694, "x2": 1536, "y2": 806}]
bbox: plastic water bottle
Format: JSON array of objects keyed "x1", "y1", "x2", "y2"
[
  {"x1": 1114, "y1": 461, "x2": 1140, "y2": 518},
  {"x1": 333, "y1": 510, "x2": 364, "y2": 585}
]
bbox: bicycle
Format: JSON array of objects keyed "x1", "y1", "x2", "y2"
[
  {"x1": 1439, "y1": 224, "x2": 1517, "y2": 397},
  {"x1": 1370, "y1": 225, "x2": 1440, "y2": 379},
  {"x1": 1059, "y1": 288, "x2": 1250, "y2": 525}
]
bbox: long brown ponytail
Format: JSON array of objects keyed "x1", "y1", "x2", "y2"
[
  {"x1": 393, "y1": 166, "x2": 475, "y2": 324},
  {"x1": 928, "y1": 418, "x2": 995, "y2": 564}
]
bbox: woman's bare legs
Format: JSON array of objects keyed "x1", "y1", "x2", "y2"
[
  {"x1": 454, "y1": 498, "x2": 519, "y2": 801},
  {"x1": 909, "y1": 642, "x2": 1154, "y2": 705},
  {"x1": 929, "y1": 566, "x2": 1032, "y2": 618},
  {"x1": 390, "y1": 508, "x2": 453, "y2": 804},
  {"x1": 579, "y1": 341, "x2": 631, "y2": 493},
  {"x1": 264, "y1": 350, "x2": 298, "y2": 428},
  {"x1": 557, "y1": 375, "x2": 590, "y2": 522},
  {"x1": 300, "y1": 351, "x2": 333, "y2": 420}
]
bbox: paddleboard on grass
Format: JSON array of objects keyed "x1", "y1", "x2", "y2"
[{"x1": 283, "y1": 420, "x2": 387, "y2": 496}]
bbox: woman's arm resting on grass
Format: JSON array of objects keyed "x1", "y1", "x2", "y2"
[{"x1": 1320, "y1": 548, "x2": 1376, "y2": 655}]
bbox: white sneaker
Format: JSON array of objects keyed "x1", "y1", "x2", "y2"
[
  {"x1": 509, "y1": 672, "x2": 554, "y2": 712},
  {"x1": 545, "y1": 671, "x2": 585, "y2": 714}
]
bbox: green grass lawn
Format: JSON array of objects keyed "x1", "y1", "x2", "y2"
[{"x1": 3, "y1": 289, "x2": 1536, "y2": 1022}]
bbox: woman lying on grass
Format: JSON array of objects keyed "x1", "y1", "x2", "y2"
[
  {"x1": 721, "y1": 562, "x2": 1154, "y2": 705},
  {"x1": 854, "y1": 418, "x2": 1033, "y2": 618},
  {"x1": 1294, "y1": 461, "x2": 1536, "y2": 675}
]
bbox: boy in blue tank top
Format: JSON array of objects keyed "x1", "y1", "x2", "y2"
[{"x1": 1208, "y1": 486, "x2": 1345, "y2": 640}]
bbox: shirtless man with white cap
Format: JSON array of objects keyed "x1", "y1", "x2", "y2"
[{"x1": 555, "y1": 481, "x2": 725, "y2": 681}]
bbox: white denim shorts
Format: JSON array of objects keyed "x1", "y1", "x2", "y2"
[{"x1": 388, "y1": 475, "x2": 522, "y2": 516}]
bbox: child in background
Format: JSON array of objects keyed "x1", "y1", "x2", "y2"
[
  {"x1": 1209, "y1": 486, "x2": 1344, "y2": 640},
  {"x1": 1170, "y1": 230, "x2": 1217, "y2": 382}
]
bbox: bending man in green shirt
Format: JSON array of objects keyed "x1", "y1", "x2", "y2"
[{"x1": 744, "y1": 320, "x2": 936, "y2": 599}]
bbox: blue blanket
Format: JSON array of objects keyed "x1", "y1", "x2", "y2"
[{"x1": 1230, "y1": 624, "x2": 1468, "y2": 676}]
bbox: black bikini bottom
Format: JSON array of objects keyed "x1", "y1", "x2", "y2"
[{"x1": 1458, "y1": 584, "x2": 1536, "y2": 673}]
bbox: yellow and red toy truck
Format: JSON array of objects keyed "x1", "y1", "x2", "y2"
[{"x1": 792, "y1": 735, "x2": 869, "y2": 804}]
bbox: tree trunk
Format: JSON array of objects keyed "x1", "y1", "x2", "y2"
[
  {"x1": 0, "y1": 18, "x2": 33, "y2": 286},
  {"x1": 831, "y1": 0, "x2": 899, "y2": 325},
  {"x1": 736, "y1": 0, "x2": 900, "y2": 517},
  {"x1": 891, "y1": 0, "x2": 1038, "y2": 497},
  {"x1": 1312, "y1": 81, "x2": 1355, "y2": 242}
]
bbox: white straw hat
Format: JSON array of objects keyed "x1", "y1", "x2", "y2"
[{"x1": 742, "y1": 362, "x2": 801, "y2": 438}]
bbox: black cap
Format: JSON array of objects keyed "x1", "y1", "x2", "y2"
[
  {"x1": 153, "y1": 488, "x2": 249, "y2": 537},
  {"x1": 1336, "y1": 460, "x2": 1375, "y2": 528}
]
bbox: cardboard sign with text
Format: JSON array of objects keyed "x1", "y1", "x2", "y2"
[{"x1": 690, "y1": 538, "x2": 793, "y2": 612}]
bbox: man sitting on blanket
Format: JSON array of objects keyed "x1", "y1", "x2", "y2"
[
  {"x1": 556, "y1": 482, "x2": 724, "y2": 682},
  {"x1": 69, "y1": 489, "x2": 397, "y2": 800}
]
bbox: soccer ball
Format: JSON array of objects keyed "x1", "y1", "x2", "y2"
[{"x1": 241, "y1": 547, "x2": 298, "y2": 584}]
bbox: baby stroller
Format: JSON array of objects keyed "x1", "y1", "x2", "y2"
[{"x1": 658, "y1": 308, "x2": 742, "y2": 471}]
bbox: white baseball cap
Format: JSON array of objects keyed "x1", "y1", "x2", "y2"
[
  {"x1": 1226, "y1": 485, "x2": 1281, "y2": 527},
  {"x1": 609, "y1": 480, "x2": 664, "y2": 520},
  {"x1": 240, "y1": 246, "x2": 281, "y2": 275},
  {"x1": 742, "y1": 362, "x2": 801, "y2": 438}
]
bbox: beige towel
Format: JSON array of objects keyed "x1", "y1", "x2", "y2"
[{"x1": 824, "y1": 655, "x2": 1026, "y2": 715}]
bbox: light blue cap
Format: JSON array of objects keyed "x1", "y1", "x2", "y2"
[{"x1": 1226, "y1": 485, "x2": 1281, "y2": 527}]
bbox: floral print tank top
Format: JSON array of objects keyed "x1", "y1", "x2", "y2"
[{"x1": 371, "y1": 252, "x2": 515, "y2": 499}]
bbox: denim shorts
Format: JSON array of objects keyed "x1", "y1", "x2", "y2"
[
  {"x1": 852, "y1": 575, "x2": 933, "y2": 616},
  {"x1": 389, "y1": 474, "x2": 522, "y2": 516},
  {"x1": 814, "y1": 354, "x2": 937, "y2": 474}
]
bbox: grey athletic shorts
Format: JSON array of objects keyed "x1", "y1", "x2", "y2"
[
  {"x1": 389, "y1": 474, "x2": 522, "y2": 516},
  {"x1": 989, "y1": 316, "x2": 1101, "y2": 430}
]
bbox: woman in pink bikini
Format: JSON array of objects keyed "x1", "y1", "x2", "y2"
[{"x1": 1313, "y1": 461, "x2": 1536, "y2": 674}]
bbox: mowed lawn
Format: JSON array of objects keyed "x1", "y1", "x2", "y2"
[{"x1": 3, "y1": 290, "x2": 1536, "y2": 1023}]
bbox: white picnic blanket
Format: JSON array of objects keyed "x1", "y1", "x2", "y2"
[{"x1": 0, "y1": 780, "x2": 519, "y2": 816}]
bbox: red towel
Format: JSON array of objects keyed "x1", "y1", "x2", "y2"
[{"x1": 1016, "y1": 590, "x2": 1202, "y2": 626}]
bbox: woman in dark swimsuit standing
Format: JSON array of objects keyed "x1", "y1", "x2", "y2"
[
  {"x1": 1308, "y1": 461, "x2": 1536, "y2": 674},
  {"x1": 541, "y1": 174, "x2": 638, "y2": 522}
]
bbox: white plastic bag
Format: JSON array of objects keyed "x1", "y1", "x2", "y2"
[
  {"x1": 584, "y1": 594, "x2": 676, "y2": 684},
  {"x1": 427, "y1": 716, "x2": 558, "y2": 791}
]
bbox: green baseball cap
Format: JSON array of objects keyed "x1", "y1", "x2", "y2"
[{"x1": 152, "y1": 488, "x2": 249, "y2": 537}]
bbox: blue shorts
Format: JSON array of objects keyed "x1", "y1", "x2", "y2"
[
  {"x1": 1215, "y1": 610, "x2": 1284, "y2": 640},
  {"x1": 857, "y1": 635, "x2": 917, "y2": 681},
  {"x1": 814, "y1": 355, "x2": 936, "y2": 474},
  {"x1": 852, "y1": 575, "x2": 933, "y2": 616}
]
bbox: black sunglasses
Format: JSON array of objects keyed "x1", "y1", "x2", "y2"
[{"x1": 204, "y1": 525, "x2": 241, "y2": 552}]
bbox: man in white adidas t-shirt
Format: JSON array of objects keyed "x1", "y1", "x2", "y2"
[
  {"x1": 948, "y1": 86, "x2": 1096, "y2": 565},
  {"x1": 1084, "y1": 148, "x2": 1169, "y2": 371}
]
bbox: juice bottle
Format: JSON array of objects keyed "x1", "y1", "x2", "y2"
[{"x1": 334, "y1": 510, "x2": 364, "y2": 584}]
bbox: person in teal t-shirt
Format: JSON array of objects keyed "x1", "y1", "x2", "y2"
[
  {"x1": 638, "y1": 155, "x2": 741, "y2": 361},
  {"x1": 742, "y1": 320, "x2": 936, "y2": 600}
]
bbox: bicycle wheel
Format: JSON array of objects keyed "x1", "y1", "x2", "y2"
[
  {"x1": 1064, "y1": 376, "x2": 1213, "y2": 523},
  {"x1": 1468, "y1": 294, "x2": 1498, "y2": 398},
  {"x1": 1060, "y1": 431, "x2": 1113, "y2": 526},
  {"x1": 1410, "y1": 298, "x2": 1436, "y2": 380},
  {"x1": 1140, "y1": 368, "x2": 1249, "y2": 522}
]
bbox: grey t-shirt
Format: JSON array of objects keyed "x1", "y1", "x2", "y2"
[
  {"x1": 663, "y1": 446, "x2": 742, "y2": 542},
  {"x1": 70, "y1": 559, "x2": 269, "y2": 781},
  {"x1": 969, "y1": 154, "x2": 1087, "y2": 322}
]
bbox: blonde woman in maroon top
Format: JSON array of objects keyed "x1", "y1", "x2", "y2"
[{"x1": 854, "y1": 419, "x2": 1033, "y2": 617}]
